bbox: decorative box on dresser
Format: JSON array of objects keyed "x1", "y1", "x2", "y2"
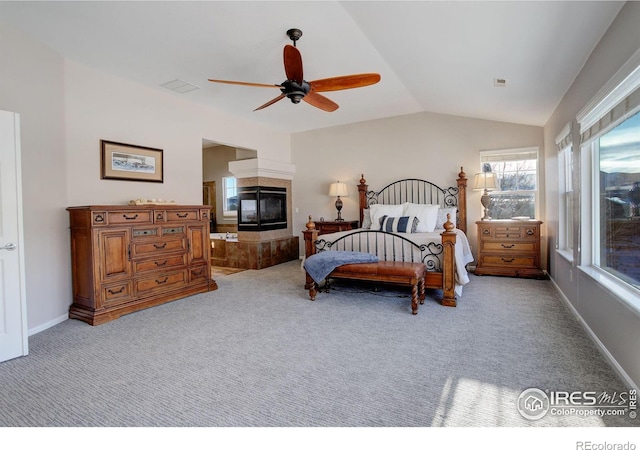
[
  {"x1": 67, "y1": 205, "x2": 217, "y2": 326},
  {"x1": 474, "y1": 219, "x2": 546, "y2": 279},
  {"x1": 314, "y1": 219, "x2": 359, "y2": 235}
]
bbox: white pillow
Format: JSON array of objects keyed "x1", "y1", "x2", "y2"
[
  {"x1": 369, "y1": 204, "x2": 404, "y2": 230},
  {"x1": 435, "y1": 207, "x2": 457, "y2": 230},
  {"x1": 402, "y1": 203, "x2": 439, "y2": 232}
]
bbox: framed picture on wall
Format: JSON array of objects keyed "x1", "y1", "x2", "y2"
[{"x1": 100, "y1": 140, "x2": 164, "y2": 183}]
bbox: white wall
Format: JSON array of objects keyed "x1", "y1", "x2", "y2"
[
  {"x1": 64, "y1": 60, "x2": 291, "y2": 206},
  {"x1": 0, "y1": 26, "x2": 69, "y2": 331},
  {"x1": 2, "y1": 25, "x2": 292, "y2": 332},
  {"x1": 291, "y1": 111, "x2": 544, "y2": 261},
  {"x1": 543, "y1": 1, "x2": 640, "y2": 388}
]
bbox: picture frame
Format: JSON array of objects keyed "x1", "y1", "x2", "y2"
[{"x1": 100, "y1": 140, "x2": 164, "y2": 183}]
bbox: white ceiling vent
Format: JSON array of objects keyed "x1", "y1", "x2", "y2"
[
  {"x1": 494, "y1": 78, "x2": 508, "y2": 87},
  {"x1": 161, "y1": 79, "x2": 200, "y2": 93}
]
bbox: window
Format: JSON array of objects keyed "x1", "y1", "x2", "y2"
[
  {"x1": 222, "y1": 176, "x2": 237, "y2": 217},
  {"x1": 556, "y1": 123, "x2": 574, "y2": 255},
  {"x1": 577, "y1": 48, "x2": 640, "y2": 293},
  {"x1": 594, "y1": 112, "x2": 640, "y2": 288},
  {"x1": 479, "y1": 147, "x2": 539, "y2": 219}
]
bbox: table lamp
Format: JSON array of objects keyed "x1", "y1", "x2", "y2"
[
  {"x1": 329, "y1": 181, "x2": 348, "y2": 221},
  {"x1": 473, "y1": 172, "x2": 498, "y2": 220}
]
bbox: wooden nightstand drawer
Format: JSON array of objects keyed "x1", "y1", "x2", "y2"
[
  {"x1": 481, "y1": 241, "x2": 536, "y2": 252},
  {"x1": 314, "y1": 220, "x2": 359, "y2": 235},
  {"x1": 479, "y1": 255, "x2": 537, "y2": 267}
]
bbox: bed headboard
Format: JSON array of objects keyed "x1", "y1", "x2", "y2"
[{"x1": 357, "y1": 167, "x2": 468, "y2": 234}]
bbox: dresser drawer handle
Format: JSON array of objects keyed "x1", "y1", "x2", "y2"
[
  {"x1": 94, "y1": 214, "x2": 105, "y2": 223},
  {"x1": 192, "y1": 268, "x2": 204, "y2": 276},
  {"x1": 156, "y1": 213, "x2": 164, "y2": 220},
  {"x1": 155, "y1": 260, "x2": 167, "y2": 267},
  {"x1": 177, "y1": 213, "x2": 189, "y2": 218},
  {"x1": 107, "y1": 286, "x2": 125, "y2": 295},
  {"x1": 155, "y1": 277, "x2": 168, "y2": 284},
  {"x1": 482, "y1": 229, "x2": 490, "y2": 235},
  {"x1": 501, "y1": 244, "x2": 515, "y2": 249},
  {"x1": 123, "y1": 214, "x2": 139, "y2": 220},
  {"x1": 501, "y1": 257, "x2": 515, "y2": 263},
  {"x1": 153, "y1": 243, "x2": 167, "y2": 249},
  {"x1": 526, "y1": 229, "x2": 534, "y2": 236}
]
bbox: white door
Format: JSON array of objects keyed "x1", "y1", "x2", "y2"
[{"x1": 0, "y1": 110, "x2": 28, "y2": 362}]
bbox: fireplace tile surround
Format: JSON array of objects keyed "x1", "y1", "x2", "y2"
[{"x1": 210, "y1": 174, "x2": 299, "y2": 270}]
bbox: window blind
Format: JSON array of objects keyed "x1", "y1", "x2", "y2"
[
  {"x1": 555, "y1": 122, "x2": 572, "y2": 152},
  {"x1": 577, "y1": 48, "x2": 640, "y2": 145},
  {"x1": 479, "y1": 147, "x2": 539, "y2": 163}
]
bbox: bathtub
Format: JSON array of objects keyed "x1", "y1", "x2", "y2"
[{"x1": 210, "y1": 232, "x2": 238, "y2": 242}]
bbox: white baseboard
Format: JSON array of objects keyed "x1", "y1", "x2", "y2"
[
  {"x1": 549, "y1": 276, "x2": 638, "y2": 391},
  {"x1": 28, "y1": 313, "x2": 68, "y2": 337}
]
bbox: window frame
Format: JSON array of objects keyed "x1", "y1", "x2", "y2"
[
  {"x1": 222, "y1": 176, "x2": 238, "y2": 218},
  {"x1": 479, "y1": 146, "x2": 540, "y2": 220},
  {"x1": 556, "y1": 122, "x2": 574, "y2": 262},
  {"x1": 576, "y1": 47, "x2": 640, "y2": 303}
]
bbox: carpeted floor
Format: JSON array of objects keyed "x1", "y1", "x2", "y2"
[{"x1": 0, "y1": 260, "x2": 635, "y2": 427}]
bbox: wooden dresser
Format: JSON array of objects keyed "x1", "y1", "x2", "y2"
[
  {"x1": 474, "y1": 219, "x2": 545, "y2": 279},
  {"x1": 67, "y1": 205, "x2": 217, "y2": 325},
  {"x1": 314, "y1": 219, "x2": 359, "y2": 235}
]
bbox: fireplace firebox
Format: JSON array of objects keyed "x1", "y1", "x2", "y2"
[{"x1": 237, "y1": 186, "x2": 287, "y2": 231}]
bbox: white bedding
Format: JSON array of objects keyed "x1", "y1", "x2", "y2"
[{"x1": 314, "y1": 228, "x2": 475, "y2": 296}]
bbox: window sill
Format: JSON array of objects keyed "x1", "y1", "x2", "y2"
[
  {"x1": 555, "y1": 248, "x2": 574, "y2": 264},
  {"x1": 578, "y1": 265, "x2": 640, "y2": 315}
]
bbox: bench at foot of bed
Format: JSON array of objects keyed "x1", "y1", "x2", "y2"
[{"x1": 308, "y1": 261, "x2": 426, "y2": 315}]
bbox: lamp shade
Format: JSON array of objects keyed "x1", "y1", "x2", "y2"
[
  {"x1": 472, "y1": 172, "x2": 498, "y2": 191},
  {"x1": 329, "y1": 182, "x2": 349, "y2": 197}
]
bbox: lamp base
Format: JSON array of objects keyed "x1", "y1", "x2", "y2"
[
  {"x1": 335, "y1": 196, "x2": 344, "y2": 222},
  {"x1": 480, "y1": 190, "x2": 492, "y2": 220}
]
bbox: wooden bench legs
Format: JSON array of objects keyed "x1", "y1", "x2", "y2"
[{"x1": 307, "y1": 261, "x2": 427, "y2": 315}]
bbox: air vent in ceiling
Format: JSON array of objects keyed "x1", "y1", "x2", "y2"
[
  {"x1": 494, "y1": 78, "x2": 508, "y2": 87},
  {"x1": 161, "y1": 79, "x2": 200, "y2": 93}
]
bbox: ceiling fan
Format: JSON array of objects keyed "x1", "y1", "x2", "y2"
[{"x1": 208, "y1": 28, "x2": 381, "y2": 112}]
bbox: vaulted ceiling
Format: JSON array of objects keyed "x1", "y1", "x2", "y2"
[{"x1": 0, "y1": 1, "x2": 625, "y2": 133}]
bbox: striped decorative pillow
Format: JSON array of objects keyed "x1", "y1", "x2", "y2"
[{"x1": 379, "y1": 215, "x2": 420, "y2": 233}]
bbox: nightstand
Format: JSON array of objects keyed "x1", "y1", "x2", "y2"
[
  {"x1": 474, "y1": 219, "x2": 545, "y2": 278},
  {"x1": 314, "y1": 219, "x2": 359, "y2": 235}
]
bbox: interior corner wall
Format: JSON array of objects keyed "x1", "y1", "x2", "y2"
[
  {"x1": 291, "y1": 111, "x2": 544, "y2": 260},
  {"x1": 543, "y1": 1, "x2": 640, "y2": 388}
]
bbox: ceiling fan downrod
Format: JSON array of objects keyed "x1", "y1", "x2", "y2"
[{"x1": 286, "y1": 28, "x2": 302, "y2": 47}]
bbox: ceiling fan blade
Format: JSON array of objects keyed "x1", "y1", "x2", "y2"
[
  {"x1": 283, "y1": 45, "x2": 303, "y2": 83},
  {"x1": 254, "y1": 94, "x2": 286, "y2": 111},
  {"x1": 303, "y1": 91, "x2": 339, "y2": 112},
  {"x1": 208, "y1": 79, "x2": 280, "y2": 89},
  {"x1": 309, "y1": 73, "x2": 381, "y2": 92}
]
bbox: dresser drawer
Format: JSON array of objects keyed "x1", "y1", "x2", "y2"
[
  {"x1": 131, "y1": 236, "x2": 186, "y2": 257},
  {"x1": 164, "y1": 210, "x2": 200, "y2": 222},
  {"x1": 189, "y1": 264, "x2": 209, "y2": 284},
  {"x1": 479, "y1": 255, "x2": 537, "y2": 267},
  {"x1": 98, "y1": 210, "x2": 153, "y2": 225},
  {"x1": 480, "y1": 241, "x2": 536, "y2": 253},
  {"x1": 135, "y1": 270, "x2": 188, "y2": 297},
  {"x1": 101, "y1": 281, "x2": 134, "y2": 307},
  {"x1": 132, "y1": 226, "x2": 160, "y2": 238},
  {"x1": 133, "y1": 253, "x2": 187, "y2": 274}
]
